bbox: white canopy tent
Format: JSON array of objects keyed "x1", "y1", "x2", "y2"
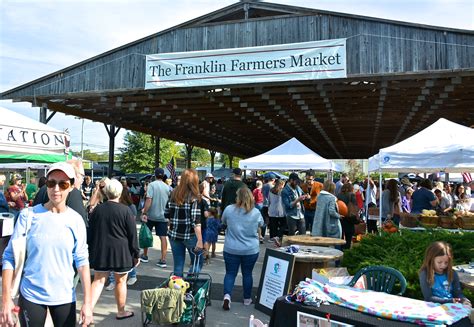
[
  {"x1": 239, "y1": 137, "x2": 342, "y2": 171},
  {"x1": 0, "y1": 107, "x2": 70, "y2": 163},
  {"x1": 367, "y1": 118, "x2": 474, "y2": 228},
  {"x1": 368, "y1": 118, "x2": 474, "y2": 173}
]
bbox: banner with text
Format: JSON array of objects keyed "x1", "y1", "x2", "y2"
[
  {"x1": 145, "y1": 39, "x2": 347, "y2": 89},
  {"x1": 0, "y1": 126, "x2": 70, "y2": 155}
]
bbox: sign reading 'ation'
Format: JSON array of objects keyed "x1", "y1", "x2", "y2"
[{"x1": 145, "y1": 39, "x2": 346, "y2": 89}]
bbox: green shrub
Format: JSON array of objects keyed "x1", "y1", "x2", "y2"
[{"x1": 342, "y1": 230, "x2": 474, "y2": 302}]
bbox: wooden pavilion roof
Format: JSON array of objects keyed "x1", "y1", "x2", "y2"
[{"x1": 2, "y1": 1, "x2": 473, "y2": 159}]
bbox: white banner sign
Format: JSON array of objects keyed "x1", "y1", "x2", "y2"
[
  {"x1": 0, "y1": 126, "x2": 70, "y2": 155},
  {"x1": 145, "y1": 39, "x2": 346, "y2": 89}
]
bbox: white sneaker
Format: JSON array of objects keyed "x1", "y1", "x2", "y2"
[
  {"x1": 243, "y1": 298, "x2": 252, "y2": 306},
  {"x1": 222, "y1": 294, "x2": 231, "y2": 310},
  {"x1": 105, "y1": 283, "x2": 115, "y2": 291},
  {"x1": 127, "y1": 277, "x2": 137, "y2": 286}
]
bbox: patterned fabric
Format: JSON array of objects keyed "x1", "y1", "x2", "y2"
[
  {"x1": 165, "y1": 199, "x2": 201, "y2": 241},
  {"x1": 291, "y1": 279, "x2": 470, "y2": 326}
]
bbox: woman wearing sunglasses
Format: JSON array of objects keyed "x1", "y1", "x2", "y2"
[{"x1": 1, "y1": 162, "x2": 92, "y2": 327}]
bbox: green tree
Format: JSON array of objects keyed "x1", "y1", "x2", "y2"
[
  {"x1": 118, "y1": 132, "x2": 154, "y2": 173},
  {"x1": 217, "y1": 153, "x2": 240, "y2": 168},
  {"x1": 118, "y1": 132, "x2": 180, "y2": 173},
  {"x1": 79, "y1": 149, "x2": 109, "y2": 162},
  {"x1": 159, "y1": 138, "x2": 180, "y2": 167},
  {"x1": 179, "y1": 146, "x2": 210, "y2": 168}
]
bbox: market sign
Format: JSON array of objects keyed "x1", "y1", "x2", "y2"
[
  {"x1": 145, "y1": 39, "x2": 346, "y2": 89},
  {"x1": 0, "y1": 126, "x2": 70, "y2": 155}
]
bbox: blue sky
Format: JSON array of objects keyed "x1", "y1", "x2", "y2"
[{"x1": 1, "y1": 0, "x2": 473, "y2": 154}]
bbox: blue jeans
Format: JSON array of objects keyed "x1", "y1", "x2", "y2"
[
  {"x1": 223, "y1": 252, "x2": 259, "y2": 299},
  {"x1": 169, "y1": 235, "x2": 203, "y2": 277},
  {"x1": 304, "y1": 210, "x2": 315, "y2": 232},
  {"x1": 108, "y1": 268, "x2": 136, "y2": 284}
]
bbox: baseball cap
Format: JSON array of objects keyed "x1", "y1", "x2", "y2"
[
  {"x1": 232, "y1": 168, "x2": 242, "y2": 176},
  {"x1": 155, "y1": 167, "x2": 165, "y2": 177},
  {"x1": 46, "y1": 162, "x2": 75, "y2": 179},
  {"x1": 205, "y1": 173, "x2": 214, "y2": 178},
  {"x1": 288, "y1": 172, "x2": 300, "y2": 181},
  {"x1": 12, "y1": 173, "x2": 22, "y2": 181}
]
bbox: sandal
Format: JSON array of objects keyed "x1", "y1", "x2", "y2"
[{"x1": 116, "y1": 311, "x2": 134, "y2": 320}]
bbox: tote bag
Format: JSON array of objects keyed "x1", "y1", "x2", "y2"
[{"x1": 11, "y1": 209, "x2": 33, "y2": 299}]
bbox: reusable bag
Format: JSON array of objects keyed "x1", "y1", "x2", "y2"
[
  {"x1": 11, "y1": 209, "x2": 33, "y2": 298},
  {"x1": 139, "y1": 223, "x2": 153, "y2": 249}
]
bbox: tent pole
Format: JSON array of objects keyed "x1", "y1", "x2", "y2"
[{"x1": 379, "y1": 169, "x2": 382, "y2": 235}]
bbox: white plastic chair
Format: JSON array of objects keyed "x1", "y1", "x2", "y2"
[{"x1": 249, "y1": 315, "x2": 268, "y2": 327}]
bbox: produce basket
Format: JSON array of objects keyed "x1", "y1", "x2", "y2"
[
  {"x1": 400, "y1": 213, "x2": 419, "y2": 228},
  {"x1": 438, "y1": 216, "x2": 457, "y2": 229},
  {"x1": 419, "y1": 215, "x2": 438, "y2": 228},
  {"x1": 456, "y1": 216, "x2": 474, "y2": 230}
]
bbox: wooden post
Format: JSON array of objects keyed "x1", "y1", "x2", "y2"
[
  {"x1": 185, "y1": 144, "x2": 194, "y2": 169},
  {"x1": 210, "y1": 150, "x2": 216, "y2": 172},
  {"x1": 104, "y1": 124, "x2": 121, "y2": 178},
  {"x1": 39, "y1": 106, "x2": 47, "y2": 123},
  {"x1": 154, "y1": 136, "x2": 160, "y2": 168}
]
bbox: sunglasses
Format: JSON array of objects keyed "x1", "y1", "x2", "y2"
[{"x1": 46, "y1": 179, "x2": 71, "y2": 190}]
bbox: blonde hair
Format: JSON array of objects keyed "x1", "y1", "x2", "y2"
[
  {"x1": 67, "y1": 159, "x2": 84, "y2": 176},
  {"x1": 419, "y1": 241, "x2": 454, "y2": 286},
  {"x1": 255, "y1": 180, "x2": 263, "y2": 188},
  {"x1": 235, "y1": 186, "x2": 253, "y2": 213}
]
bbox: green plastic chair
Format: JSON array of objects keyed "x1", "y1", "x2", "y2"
[{"x1": 348, "y1": 265, "x2": 407, "y2": 296}]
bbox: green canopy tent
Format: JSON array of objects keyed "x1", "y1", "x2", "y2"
[{"x1": 0, "y1": 107, "x2": 71, "y2": 163}]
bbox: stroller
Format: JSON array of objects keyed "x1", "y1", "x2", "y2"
[{"x1": 141, "y1": 253, "x2": 212, "y2": 327}]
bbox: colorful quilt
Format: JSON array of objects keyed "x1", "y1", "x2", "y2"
[{"x1": 291, "y1": 279, "x2": 470, "y2": 326}]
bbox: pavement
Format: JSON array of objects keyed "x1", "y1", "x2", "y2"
[{"x1": 1, "y1": 229, "x2": 274, "y2": 326}]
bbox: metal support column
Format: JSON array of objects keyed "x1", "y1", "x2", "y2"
[
  {"x1": 39, "y1": 106, "x2": 47, "y2": 123},
  {"x1": 209, "y1": 150, "x2": 216, "y2": 172},
  {"x1": 154, "y1": 136, "x2": 160, "y2": 168},
  {"x1": 185, "y1": 144, "x2": 194, "y2": 169},
  {"x1": 104, "y1": 124, "x2": 121, "y2": 177}
]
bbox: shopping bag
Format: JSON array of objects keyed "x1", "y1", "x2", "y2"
[
  {"x1": 11, "y1": 209, "x2": 33, "y2": 298},
  {"x1": 139, "y1": 223, "x2": 153, "y2": 249}
]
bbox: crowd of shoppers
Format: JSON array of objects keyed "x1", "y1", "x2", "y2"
[{"x1": 2, "y1": 161, "x2": 473, "y2": 324}]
